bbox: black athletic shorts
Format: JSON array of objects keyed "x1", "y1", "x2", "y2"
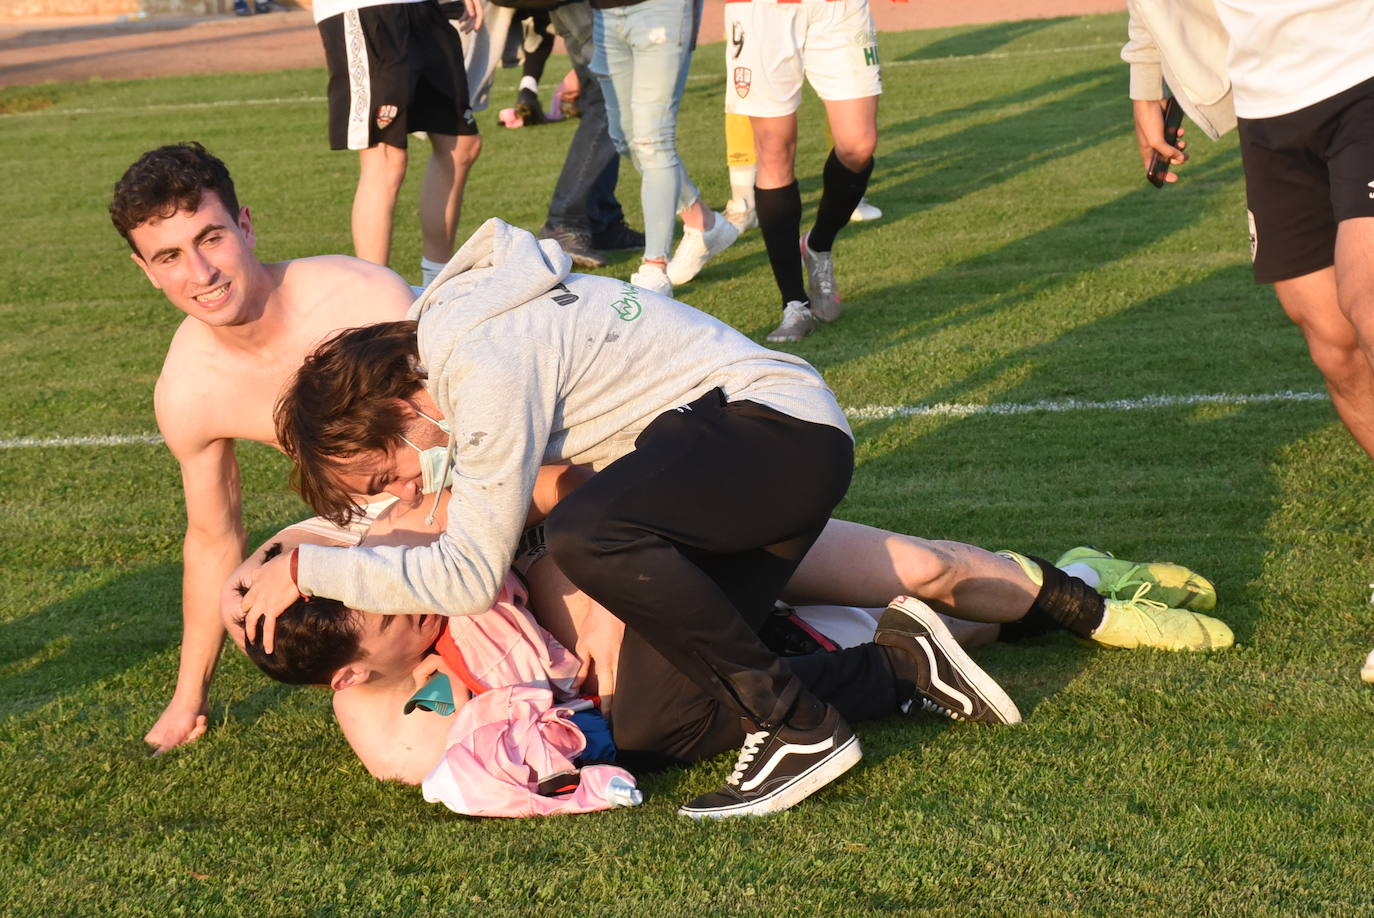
[
  {"x1": 318, "y1": 0, "x2": 477, "y2": 151},
  {"x1": 1238, "y1": 74, "x2": 1374, "y2": 284}
]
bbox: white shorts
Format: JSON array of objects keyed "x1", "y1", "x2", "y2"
[{"x1": 723, "y1": 0, "x2": 882, "y2": 118}]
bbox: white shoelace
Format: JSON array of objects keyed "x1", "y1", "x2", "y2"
[{"x1": 727, "y1": 730, "x2": 770, "y2": 786}]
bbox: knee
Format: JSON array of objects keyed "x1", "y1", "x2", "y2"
[
  {"x1": 1292, "y1": 313, "x2": 1365, "y2": 384},
  {"x1": 627, "y1": 129, "x2": 678, "y2": 173},
  {"x1": 1307, "y1": 335, "x2": 1369, "y2": 393},
  {"x1": 455, "y1": 134, "x2": 482, "y2": 169},
  {"x1": 888, "y1": 538, "x2": 960, "y2": 598},
  {"x1": 829, "y1": 141, "x2": 873, "y2": 171},
  {"x1": 755, "y1": 135, "x2": 796, "y2": 171},
  {"x1": 1338, "y1": 288, "x2": 1374, "y2": 348},
  {"x1": 360, "y1": 146, "x2": 408, "y2": 189},
  {"x1": 833, "y1": 135, "x2": 876, "y2": 172}
]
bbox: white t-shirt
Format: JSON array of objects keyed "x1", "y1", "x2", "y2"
[
  {"x1": 1214, "y1": 0, "x2": 1374, "y2": 118},
  {"x1": 311, "y1": 0, "x2": 426, "y2": 25}
]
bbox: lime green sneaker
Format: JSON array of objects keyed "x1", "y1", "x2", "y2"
[
  {"x1": 1091, "y1": 584, "x2": 1233, "y2": 651},
  {"x1": 1055, "y1": 546, "x2": 1216, "y2": 612}
]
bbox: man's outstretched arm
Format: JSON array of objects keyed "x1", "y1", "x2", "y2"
[{"x1": 145, "y1": 435, "x2": 246, "y2": 754}]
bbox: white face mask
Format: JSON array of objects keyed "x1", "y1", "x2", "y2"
[{"x1": 399, "y1": 409, "x2": 452, "y2": 495}]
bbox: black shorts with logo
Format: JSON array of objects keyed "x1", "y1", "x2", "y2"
[
  {"x1": 318, "y1": 0, "x2": 477, "y2": 151},
  {"x1": 1238, "y1": 74, "x2": 1374, "y2": 283}
]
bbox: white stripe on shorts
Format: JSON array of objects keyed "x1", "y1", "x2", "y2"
[{"x1": 344, "y1": 9, "x2": 372, "y2": 150}]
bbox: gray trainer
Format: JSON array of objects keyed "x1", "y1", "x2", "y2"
[
  {"x1": 765, "y1": 301, "x2": 815, "y2": 343},
  {"x1": 801, "y1": 233, "x2": 841, "y2": 323}
]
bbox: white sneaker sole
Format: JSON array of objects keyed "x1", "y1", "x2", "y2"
[
  {"x1": 884, "y1": 595, "x2": 1022, "y2": 726},
  {"x1": 677, "y1": 734, "x2": 862, "y2": 820}
]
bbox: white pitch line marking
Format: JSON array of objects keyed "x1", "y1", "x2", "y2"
[
  {"x1": 0, "y1": 391, "x2": 1327, "y2": 449},
  {"x1": 846, "y1": 390, "x2": 1327, "y2": 421}
]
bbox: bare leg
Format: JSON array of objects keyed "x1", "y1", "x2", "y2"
[
  {"x1": 820, "y1": 95, "x2": 878, "y2": 172},
  {"x1": 782, "y1": 519, "x2": 1037, "y2": 623},
  {"x1": 679, "y1": 197, "x2": 711, "y2": 232},
  {"x1": 1331, "y1": 216, "x2": 1374, "y2": 457},
  {"x1": 1275, "y1": 263, "x2": 1374, "y2": 458},
  {"x1": 352, "y1": 142, "x2": 409, "y2": 265},
  {"x1": 420, "y1": 132, "x2": 483, "y2": 263},
  {"x1": 750, "y1": 112, "x2": 798, "y2": 189},
  {"x1": 940, "y1": 617, "x2": 1000, "y2": 647}
]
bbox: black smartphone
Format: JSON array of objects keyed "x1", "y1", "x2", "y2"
[{"x1": 1146, "y1": 96, "x2": 1184, "y2": 188}]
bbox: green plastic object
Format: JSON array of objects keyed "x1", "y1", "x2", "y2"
[{"x1": 404, "y1": 672, "x2": 456, "y2": 716}]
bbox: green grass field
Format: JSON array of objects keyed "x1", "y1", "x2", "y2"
[{"x1": 4, "y1": 13, "x2": 1374, "y2": 916}]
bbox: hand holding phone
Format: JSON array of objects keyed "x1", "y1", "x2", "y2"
[{"x1": 1147, "y1": 97, "x2": 1185, "y2": 188}]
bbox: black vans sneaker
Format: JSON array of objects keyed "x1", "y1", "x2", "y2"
[
  {"x1": 677, "y1": 704, "x2": 861, "y2": 820},
  {"x1": 876, "y1": 595, "x2": 1021, "y2": 725}
]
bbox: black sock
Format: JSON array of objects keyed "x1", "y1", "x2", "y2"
[
  {"x1": 807, "y1": 150, "x2": 873, "y2": 253},
  {"x1": 1011, "y1": 555, "x2": 1106, "y2": 639},
  {"x1": 754, "y1": 182, "x2": 808, "y2": 307},
  {"x1": 521, "y1": 20, "x2": 554, "y2": 84}
]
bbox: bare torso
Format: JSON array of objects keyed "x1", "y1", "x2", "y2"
[{"x1": 156, "y1": 255, "x2": 415, "y2": 450}]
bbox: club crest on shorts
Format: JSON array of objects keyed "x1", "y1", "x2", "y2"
[
  {"x1": 375, "y1": 104, "x2": 398, "y2": 130},
  {"x1": 733, "y1": 67, "x2": 752, "y2": 99}
]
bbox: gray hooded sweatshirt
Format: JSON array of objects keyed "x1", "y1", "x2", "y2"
[{"x1": 297, "y1": 218, "x2": 851, "y2": 618}]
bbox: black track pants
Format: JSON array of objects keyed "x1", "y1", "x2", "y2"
[{"x1": 545, "y1": 388, "x2": 853, "y2": 732}]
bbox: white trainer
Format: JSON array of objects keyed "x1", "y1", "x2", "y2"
[
  {"x1": 765, "y1": 301, "x2": 815, "y2": 343},
  {"x1": 629, "y1": 262, "x2": 673, "y2": 296},
  {"x1": 667, "y1": 212, "x2": 741, "y2": 286},
  {"x1": 724, "y1": 197, "x2": 758, "y2": 233},
  {"x1": 850, "y1": 197, "x2": 882, "y2": 222},
  {"x1": 1362, "y1": 648, "x2": 1374, "y2": 683}
]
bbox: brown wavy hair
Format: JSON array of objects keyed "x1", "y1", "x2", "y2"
[
  {"x1": 275, "y1": 321, "x2": 427, "y2": 526},
  {"x1": 110, "y1": 142, "x2": 240, "y2": 254}
]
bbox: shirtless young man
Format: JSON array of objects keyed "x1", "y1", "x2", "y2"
[{"x1": 110, "y1": 142, "x2": 417, "y2": 753}]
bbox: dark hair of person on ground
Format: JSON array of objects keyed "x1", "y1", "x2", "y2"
[
  {"x1": 275, "y1": 321, "x2": 427, "y2": 527},
  {"x1": 233, "y1": 543, "x2": 364, "y2": 685},
  {"x1": 109, "y1": 141, "x2": 241, "y2": 254}
]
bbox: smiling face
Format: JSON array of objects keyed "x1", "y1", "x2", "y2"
[{"x1": 127, "y1": 190, "x2": 263, "y2": 327}]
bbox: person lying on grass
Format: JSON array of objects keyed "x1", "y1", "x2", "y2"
[
  {"x1": 227, "y1": 489, "x2": 1019, "y2": 816},
  {"x1": 225, "y1": 485, "x2": 1227, "y2": 817},
  {"x1": 239, "y1": 224, "x2": 1235, "y2": 818}
]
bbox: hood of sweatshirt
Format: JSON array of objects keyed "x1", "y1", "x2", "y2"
[{"x1": 407, "y1": 218, "x2": 572, "y2": 412}]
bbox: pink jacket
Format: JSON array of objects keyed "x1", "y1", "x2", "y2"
[{"x1": 420, "y1": 573, "x2": 641, "y2": 818}]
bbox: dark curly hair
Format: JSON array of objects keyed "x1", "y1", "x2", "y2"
[
  {"x1": 110, "y1": 142, "x2": 240, "y2": 254},
  {"x1": 234, "y1": 543, "x2": 364, "y2": 686}
]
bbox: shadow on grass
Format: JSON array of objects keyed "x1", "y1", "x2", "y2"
[
  {"x1": 898, "y1": 17, "x2": 1079, "y2": 61},
  {"x1": 0, "y1": 529, "x2": 318, "y2": 749},
  {"x1": 688, "y1": 65, "x2": 1134, "y2": 307},
  {"x1": 779, "y1": 146, "x2": 1246, "y2": 373}
]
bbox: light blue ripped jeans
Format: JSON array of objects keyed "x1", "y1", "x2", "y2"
[{"x1": 592, "y1": 0, "x2": 701, "y2": 261}]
